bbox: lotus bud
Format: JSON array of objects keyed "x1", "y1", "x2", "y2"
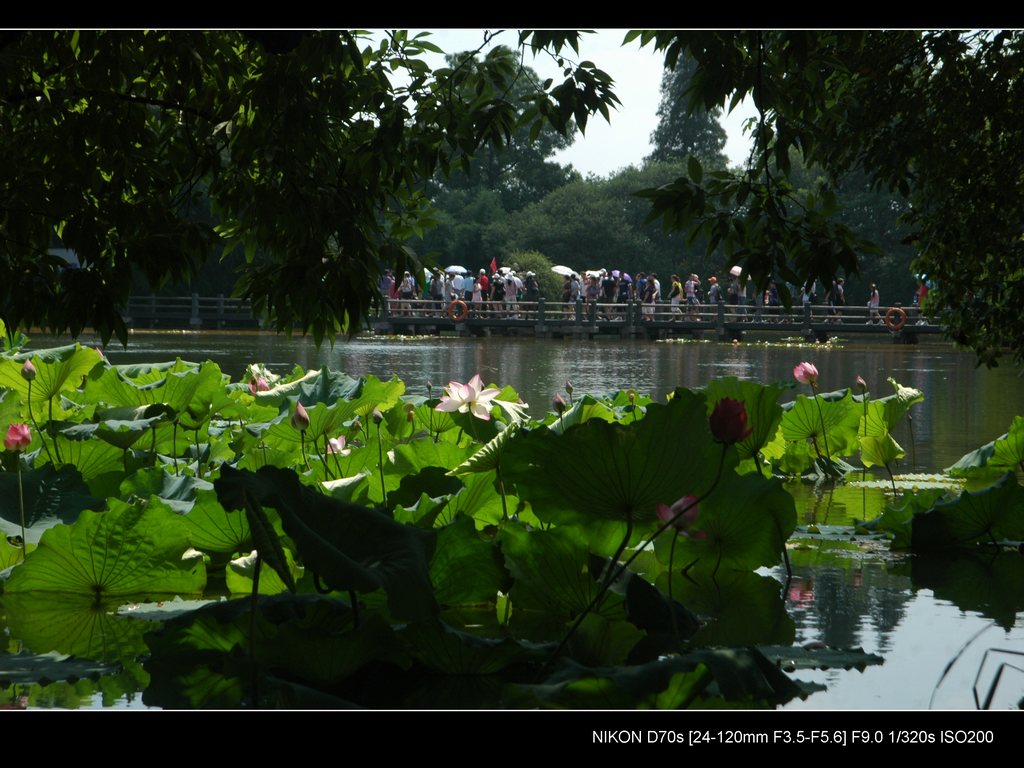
[
  {"x1": 291, "y1": 401, "x2": 310, "y2": 432},
  {"x1": 709, "y1": 398, "x2": 753, "y2": 445},
  {"x1": 4, "y1": 423, "x2": 31, "y2": 452},
  {"x1": 20, "y1": 360, "x2": 36, "y2": 382},
  {"x1": 552, "y1": 393, "x2": 567, "y2": 415},
  {"x1": 855, "y1": 375, "x2": 867, "y2": 394},
  {"x1": 371, "y1": 407, "x2": 383, "y2": 425},
  {"x1": 565, "y1": 380, "x2": 574, "y2": 396}
]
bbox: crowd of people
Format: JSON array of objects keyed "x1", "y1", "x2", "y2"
[
  {"x1": 375, "y1": 267, "x2": 933, "y2": 325},
  {"x1": 378, "y1": 268, "x2": 541, "y2": 319}
]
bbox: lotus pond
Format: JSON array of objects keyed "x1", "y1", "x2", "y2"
[{"x1": 0, "y1": 334, "x2": 1022, "y2": 710}]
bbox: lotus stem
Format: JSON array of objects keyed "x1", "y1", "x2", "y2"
[
  {"x1": 299, "y1": 431, "x2": 311, "y2": 471},
  {"x1": 172, "y1": 421, "x2": 179, "y2": 476},
  {"x1": 249, "y1": 550, "x2": 261, "y2": 708},
  {"x1": 545, "y1": 445, "x2": 728, "y2": 671},
  {"x1": 194, "y1": 429, "x2": 202, "y2": 479},
  {"x1": 16, "y1": 461, "x2": 26, "y2": 562},
  {"x1": 375, "y1": 420, "x2": 388, "y2": 513},
  {"x1": 811, "y1": 386, "x2": 833, "y2": 467},
  {"x1": 496, "y1": 462, "x2": 510, "y2": 522},
  {"x1": 349, "y1": 590, "x2": 360, "y2": 628},
  {"x1": 47, "y1": 395, "x2": 62, "y2": 464},
  {"x1": 25, "y1": 379, "x2": 56, "y2": 466}
]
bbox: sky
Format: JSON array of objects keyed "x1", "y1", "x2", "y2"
[{"x1": 397, "y1": 29, "x2": 757, "y2": 177}]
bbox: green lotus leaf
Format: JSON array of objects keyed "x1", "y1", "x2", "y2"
[
  {"x1": 411, "y1": 401, "x2": 459, "y2": 437},
  {"x1": 46, "y1": 434, "x2": 125, "y2": 496},
  {"x1": 322, "y1": 471, "x2": 372, "y2": 503},
  {"x1": 569, "y1": 612, "x2": 647, "y2": 667},
  {"x1": 499, "y1": 522, "x2": 619, "y2": 629},
  {"x1": 504, "y1": 647, "x2": 805, "y2": 709},
  {"x1": 0, "y1": 389, "x2": 24, "y2": 432},
  {"x1": 61, "y1": 414, "x2": 167, "y2": 450},
  {"x1": 3, "y1": 498, "x2": 207, "y2": 598},
  {"x1": 400, "y1": 616, "x2": 543, "y2": 675},
  {"x1": 863, "y1": 487, "x2": 949, "y2": 548},
  {"x1": 946, "y1": 415, "x2": 1024, "y2": 479},
  {"x1": 214, "y1": 466, "x2": 437, "y2": 621},
  {"x1": 147, "y1": 490, "x2": 253, "y2": 554},
  {"x1": 0, "y1": 652, "x2": 122, "y2": 689},
  {"x1": 883, "y1": 377, "x2": 925, "y2": 428},
  {"x1": 859, "y1": 433, "x2": 905, "y2": 469},
  {"x1": 449, "y1": 471, "x2": 510, "y2": 527},
  {"x1": 226, "y1": 547, "x2": 303, "y2": 595},
  {"x1": 503, "y1": 391, "x2": 727, "y2": 551},
  {"x1": 119, "y1": 468, "x2": 213, "y2": 512},
  {"x1": 608, "y1": 388, "x2": 655, "y2": 411},
  {"x1": 910, "y1": 474, "x2": 1024, "y2": 550},
  {"x1": 660, "y1": 471, "x2": 797, "y2": 572},
  {"x1": 391, "y1": 492, "x2": 450, "y2": 528},
  {"x1": 82, "y1": 358, "x2": 222, "y2": 415},
  {"x1": 0, "y1": 344, "x2": 103, "y2": 419},
  {"x1": 449, "y1": 424, "x2": 513, "y2": 475},
  {"x1": 280, "y1": 367, "x2": 363, "y2": 406},
  {"x1": 392, "y1": 438, "x2": 475, "y2": 479},
  {"x1": 781, "y1": 391, "x2": 862, "y2": 458},
  {"x1": 0, "y1": 464, "x2": 103, "y2": 544},
  {"x1": 386, "y1": 466, "x2": 462, "y2": 510},
  {"x1": 1, "y1": 536, "x2": 33, "y2": 568},
  {"x1": 143, "y1": 593, "x2": 408, "y2": 708},
  {"x1": 758, "y1": 644, "x2": 885, "y2": 672},
  {"x1": 991, "y1": 415, "x2": 1024, "y2": 469},
  {"x1": 543, "y1": 394, "x2": 617, "y2": 434},
  {"x1": 910, "y1": 550, "x2": 1024, "y2": 630},
  {"x1": 0, "y1": 593, "x2": 151, "y2": 661},
  {"x1": 703, "y1": 377, "x2": 786, "y2": 461},
  {"x1": 430, "y1": 514, "x2": 511, "y2": 606}
]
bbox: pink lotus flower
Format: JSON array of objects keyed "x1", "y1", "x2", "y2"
[
  {"x1": 249, "y1": 376, "x2": 269, "y2": 395},
  {"x1": 4, "y1": 424, "x2": 31, "y2": 452},
  {"x1": 435, "y1": 374, "x2": 502, "y2": 421},
  {"x1": 793, "y1": 361, "x2": 819, "y2": 387},
  {"x1": 20, "y1": 360, "x2": 36, "y2": 382},
  {"x1": 291, "y1": 401, "x2": 310, "y2": 431},
  {"x1": 709, "y1": 398, "x2": 753, "y2": 445},
  {"x1": 327, "y1": 436, "x2": 351, "y2": 456},
  {"x1": 656, "y1": 495, "x2": 707, "y2": 539}
]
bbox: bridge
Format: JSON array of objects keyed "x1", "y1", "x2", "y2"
[
  {"x1": 375, "y1": 297, "x2": 942, "y2": 344},
  {"x1": 121, "y1": 293, "x2": 943, "y2": 344}
]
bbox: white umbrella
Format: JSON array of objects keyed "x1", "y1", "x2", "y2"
[
  {"x1": 498, "y1": 266, "x2": 512, "y2": 275},
  {"x1": 585, "y1": 269, "x2": 603, "y2": 279},
  {"x1": 551, "y1": 265, "x2": 575, "y2": 277},
  {"x1": 729, "y1": 265, "x2": 743, "y2": 277},
  {"x1": 444, "y1": 265, "x2": 468, "y2": 275}
]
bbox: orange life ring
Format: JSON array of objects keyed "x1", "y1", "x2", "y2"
[
  {"x1": 884, "y1": 306, "x2": 907, "y2": 331},
  {"x1": 447, "y1": 300, "x2": 469, "y2": 323}
]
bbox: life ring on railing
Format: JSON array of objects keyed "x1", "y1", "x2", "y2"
[
  {"x1": 884, "y1": 306, "x2": 907, "y2": 332},
  {"x1": 447, "y1": 300, "x2": 469, "y2": 323}
]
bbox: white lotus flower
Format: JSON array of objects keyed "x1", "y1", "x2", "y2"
[{"x1": 435, "y1": 374, "x2": 502, "y2": 421}]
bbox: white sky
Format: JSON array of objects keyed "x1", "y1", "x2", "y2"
[{"x1": 393, "y1": 29, "x2": 756, "y2": 177}]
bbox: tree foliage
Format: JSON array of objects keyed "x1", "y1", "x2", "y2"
[
  {"x1": 628, "y1": 30, "x2": 1024, "y2": 366},
  {"x1": 646, "y1": 57, "x2": 727, "y2": 167},
  {"x1": 0, "y1": 30, "x2": 618, "y2": 346}
]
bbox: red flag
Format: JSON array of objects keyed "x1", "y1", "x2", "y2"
[{"x1": 489, "y1": 257, "x2": 498, "y2": 275}]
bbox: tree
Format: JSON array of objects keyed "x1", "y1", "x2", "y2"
[
  {"x1": 629, "y1": 30, "x2": 1024, "y2": 367},
  {"x1": 646, "y1": 57, "x2": 727, "y2": 167},
  {"x1": 429, "y1": 47, "x2": 581, "y2": 212},
  {"x1": 0, "y1": 30, "x2": 618, "y2": 345}
]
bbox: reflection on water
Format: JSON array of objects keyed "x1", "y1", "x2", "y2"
[{"x1": 18, "y1": 331, "x2": 1024, "y2": 709}]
